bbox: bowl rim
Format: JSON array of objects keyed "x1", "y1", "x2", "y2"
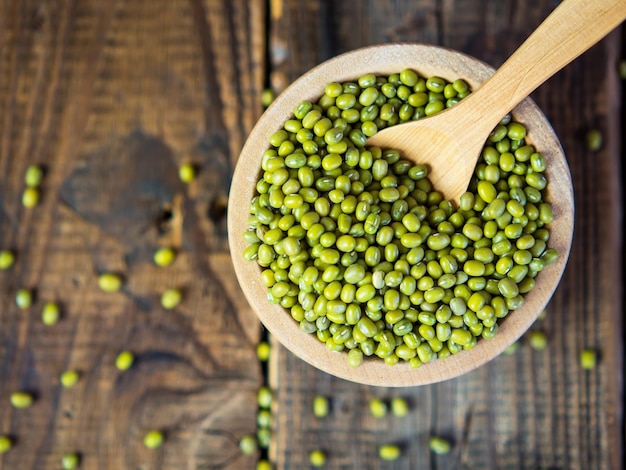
[{"x1": 228, "y1": 43, "x2": 574, "y2": 387}]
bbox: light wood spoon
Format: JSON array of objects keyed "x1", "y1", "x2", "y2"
[{"x1": 368, "y1": 0, "x2": 626, "y2": 201}]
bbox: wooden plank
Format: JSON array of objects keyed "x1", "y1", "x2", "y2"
[
  {"x1": 0, "y1": 0, "x2": 266, "y2": 469},
  {"x1": 269, "y1": 1, "x2": 623, "y2": 469}
]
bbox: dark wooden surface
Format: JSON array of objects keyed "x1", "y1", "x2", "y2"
[{"x1": 0, "y1": 1, "x2": 623, "y2": 469}]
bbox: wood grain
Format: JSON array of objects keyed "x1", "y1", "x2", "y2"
[
  {"x1": 269, "y1": 0, "x2": 623, "y2": 468},
  {"x1": 0, "y1": 0, "x2": 266, "y2": 469}
]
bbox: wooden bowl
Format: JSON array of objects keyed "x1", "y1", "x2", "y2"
[{"x1": 228, "y1": 44, "x2": 574, "y2": 387}]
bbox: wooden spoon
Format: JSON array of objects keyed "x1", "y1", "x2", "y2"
[{"x1": 368, "y1": 0, "x2": 626, "y2": 201}]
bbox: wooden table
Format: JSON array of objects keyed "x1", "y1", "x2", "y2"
[{"x1": 0, "y1": 1, "x2": 622, "y2": 469}]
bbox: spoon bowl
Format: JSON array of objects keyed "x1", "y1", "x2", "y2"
[{"x1": 228, "y1": 44, "x2": 574, "y2": 386}]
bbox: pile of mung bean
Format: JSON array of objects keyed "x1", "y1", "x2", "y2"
[{"x1": 244, "y1": 69, "x2": 557, "y2": 367}]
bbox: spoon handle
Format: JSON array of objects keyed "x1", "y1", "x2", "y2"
[{"x1": 464, "y1": 0, "x2": 626, "y2": 129}]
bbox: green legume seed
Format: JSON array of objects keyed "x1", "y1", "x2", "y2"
[
  {"x1": 15, "y1": 288, "x2": 33, "y2": 309},
  {"x1": 391, "y1": 397, "x2": 409, "y2": 417},
  {"x1": 25, "y1": 164, "x2": 44, "y2": 187},
  {"x1": 0, "y1": 249, "x2": 15, "y2": 270},
  {"x1": 10, "y1": 391, "x2": 33, "y2": 409},
  {"x1": 144, "y1": 430, "x2": 165, "y2": 449},
  {"x1": 239, "y1": 434, "x2": 258, "y2": 455},
  {"x1": 379, "y1": 444, "x2": 401, "y2": 461},
  {"x1": 348, "y1": 348, "x2": 364, "y2": 367},
  {"x1": 179, "y1": 163, "x2": 196, "y2": 183},
  {"x1": 257, "y1": 341, "x2": 271, "y2": 361},
  {"x1": 257, "y1": 460, "x2": 272, "y2": 470},
  {"x1": 261, "y1": 88, "x2": 275, "y2": 107},
  {"x1": 258, "y1": 428, "x2": 272, "y2": 449},
  {"x1": 425, "y1": 101, "x2": 445, "y2": 116},
  {"x1": 313, "y1": 395, "x2": 330, "y2": 418},
  {"x1": 585, "y1": 129, "x2": 603, "y2": 151},
  {"x1": 310, "y1": 450, "x2": 326, "y2": 467},
  {"x1": 22, "y1": 187, "x2": 40, "y2": 207},
  {"x1": 98, "y1": 273, "x2": 122, "y2": 292},
  {"x1": 258, "y1": 386, "x2": 273, "y2": 409},
  {"x1": 369, "y1": 398, "x2": 387, "y2": 418},
  {"x1": 528, "y1": 330, "x2": 547, "y2": 350},
  {"x1": 477, "y1": 181, "x2": 497, "y2": 203},
  {"x1": 0, "y1": 436, "x2": 12, "y2": 454},
  {"x1": 153, "y1": 247, "x2": 176, "y2": 267},
  {"x1": 580, "y1": 349, "x2": 597, "y2": 369},
  {"x1": 62, "y1": 453, "x2": 80, "y2": 470},
  {"x1": 429, "y1": 436, "x2": 451, "y2": 455},
  {"x1": 161, "y1": 288, "x2": 182, "y2": 310},
  {"x1": 450, "y1": 328, "x2": 472, "y2": 346},
  {"x1": 60, "y1": 370, "x2": 80, "y2": 388},
  {"x1": 463, "y1": 260, "x2": 485, "y2": 277},
  {"x1": 498, "y1": 278, "x2": 519, "y2": 298},
  {"x1": 116, "y1": 351, "x2": 134, "y2": 371}
]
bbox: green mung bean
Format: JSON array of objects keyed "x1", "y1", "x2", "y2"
[
  {"x1": 369, "y1": 398, "x2": 387, "y2": 418},
  {"x1": 310, "y1": 450, "x2": 326, "y2": 467},
  {"x1": 313, "y1": 395, "x2": 330, "y2": 418},
  {"x1": 115, "y1": 351, "x2": 134, "y2": 371},
  {"x1": 179, "y1": 163, "x2": 196, "y2": 183},
  {"x1": 25, "y1": 164, "x2": 44, "y2": 187},
  {"x1": 379, "y1": 444, "x2": 401, "y2": 461},
  {"x1": 429, "y1": 436, "x2": 451, "y2": 455},
  {"x1": 22, "y1": 187, "x2": 40, "y2": 207},
  {"x1": 0, "y1": 249, "x2": 15, "y2": 270},
  {"x1": 391, "y1": 397, "x2": 409, "y2": 417},
  {"x1": 0, "y1": 436, "x2": 12, "y2": 454},
  {"x1": 144, "y1": 430, "x2": 165, "y2": 449},
  {"x1": 60, "y1": 370, "x2": 80, "y2": 388},
  {"x1": 10, "y1": 391, "x2": 33, "y2": 409},
  {"x1": 239, "y1": 435, "x2": 257, "y2": 455},
  {"x1": 161, "y1": 288, "x2": 182, "y2": 310},
  {"x1": 98, "y1": 273, "x2": 122, "y2": 293},
  {"x1": 15, "y1": 288, "x2": 33, "y2": 309},
  {"x1": 580, "y1": 349, "x2": 597, "y2": 369},
  {"x1": 528, "y1": 330, "x2": 547, "y2": 350},
  {"x1": 258, "y1": 386, "x2": 273, "y2": 409},
  {"x1": 62, "y1": 453, "x2": 80, "y2": 470},
  {"x1": 257, "y1": 460, "x2": 273, "y2": 470}
]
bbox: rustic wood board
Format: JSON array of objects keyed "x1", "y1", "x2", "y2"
[
  {"x1": 0, "y1": 0, "x2": 623, "y2": 469},
  {"x1": 269, "y1": 1, "x2": 623, "y2": 469},
  {"x1": 0, "y1": 0, "x2": 266, "y2": 469}
]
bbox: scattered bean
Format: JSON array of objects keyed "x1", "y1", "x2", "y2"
[
  {"x1": 310, "y1": 450, "x2": 326, "y2": 467},
  {"x1": 0, "y1": 250, "x2": 15, "y2": 270},
  {"x1": 0, "y1": 436, "x2": 12, "y2": 454},
  {"x1": 429, "y1": 436, "x2": 451, "y2": 455},
  {"x1": 60, "y1": 370, "x2": 80, "y2": 388},
  {"x1": 161, "y1": 288, "x2": 182, "y2": 310},
  {"x1": 42, "y1": 302, "x2": 61, "y2": 326},
  {"x1": 379, "y1": 444, "x2": 401, "y2": 461},
  {"x1": 179, "y1": 163, "x2": 197, "y2": 183},
  {"x1": 10, "y1": 392, "x2": 33, "y2": 409},
  {"x1": 115, "y1": 351, "x2": 134, "y2": 371},
  {"x1": 153, "y1": 247, "x2": 176, "y2": 267},
  {"x1": 580, "y1": 349, "x2": 597, "y2": 369},
  {"x1": 61, "y1": 453, "x2": 80, "y2": 470},
  {"x1": 144, "y1": 430, "x2": 164, "y2": 449},
  {"x1": 98, "y1": 273, "x2": 122, "y2": 293}
]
